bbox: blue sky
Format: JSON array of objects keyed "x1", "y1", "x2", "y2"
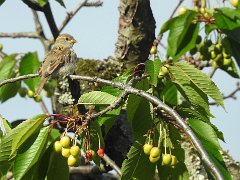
[{"x1": 0, "y1": 1, "x2": 239, "y2": 161}]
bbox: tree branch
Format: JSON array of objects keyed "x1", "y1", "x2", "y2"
[
  {"x1": 0, "y1": 32, "x2": 39, "y2": 39},
  {"x1": 102, "y1": 153, "x2": 122, "y2": 176},
  {"x1": 0, "y1": 73, "x2": 224, "y2": 179},
  {"x1": 59, "y1": 0, "x2": 103, "y2": 33},
  {"x1": 22, "y1": 0, "x2": 43, "y2": 12},
  {"x1": 0, "y1": 74, "x2": 39, "y2": 88},
  {"x1": 69, "y1": 74, "x2": 224, "y2": 180},
  {"x1": 42, "y1": 2, "x2": 59, "y2": 39}
]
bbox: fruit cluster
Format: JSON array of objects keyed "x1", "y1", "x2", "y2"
[
  {"x1": 18, "y1": 87, "x2": 42, "y2": 102},
  {"x1": 143, "y1": 143, "x2": 177, "y2": 166},
  {"x1": 54, "y1": 135, "x2": 104, "y2": 167},
  {"x1": 189, "y1": 35, "x2": 233, "y2": 69}
]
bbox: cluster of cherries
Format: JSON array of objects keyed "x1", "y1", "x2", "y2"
[
  {"x1": 54, "y1": 135, "x2": 104, "y2": 167},
  {"x1": 143, "y1": 143, "x2": 177, "y2": 166}
]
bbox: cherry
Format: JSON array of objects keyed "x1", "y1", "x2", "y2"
[
  {"x1": 97, "y1": 148, "x2": 105, "y2": 158},
  {"x1": 70, "y1": 145, "x2": 80, "y2": 156},
  {"x1": 162, "y1": 154, "x2": 172, "y2": 166},
  {"x1": 150, "y1": 45, "x2": 157, "y2": 55},
  {"x1": 60, "y1": 136, "x2": 71, "y2": 148},
  {"x1": 171, "y1": 155, "x2": 177, "y2": 166},
  {"x1": 150, "y1": 147, "x2": 161, "y2": 158},
  {"x1": 68, "y1": 155, "x2": 78, "y2": 166},
  {"x1": 149, "y1": 155, "x2": 160, "y2": 163},
  {"x1": 143, "y1": 144, "x2": 153, "y2": 155},
  {"x1": 54, "y1": 141, "x2": 62, "y2": 153},
  {"x1": 62, "y1": 147, "x2": 71, "y2": 158}
]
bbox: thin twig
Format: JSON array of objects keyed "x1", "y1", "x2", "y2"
[
  {"x1": 208, "y1": 67, "x2": 217, "y2": 78},
  {"x1": 59, "y1": 0, "x2": 103, "y2": 33},
  {"x1": 39, "y1": 100, "x2": 49, "y2": 114},
  {"x1": 209, "y1": 83, "x2": 240, "y2": 105},
  {"x1": 102, "y1": 154, "x2": 122, "y2": 176},
  {"x1": 169, "y1": 0, "x2": 184, "y2": 19},
  {"x1": 0, "y1": 74, "x2": 39, "y2": 88},
  {"x1": 0, "y1": 32, "x2": 39, "y2": 39}
]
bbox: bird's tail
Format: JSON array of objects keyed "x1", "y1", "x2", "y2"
[{"x1": 34, "y1": 77, "x2": 47, "y2": 97}]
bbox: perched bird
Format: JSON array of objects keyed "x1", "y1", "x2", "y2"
[{"x1": 34, "y1": 33, "x2": 77, "y2": 96}]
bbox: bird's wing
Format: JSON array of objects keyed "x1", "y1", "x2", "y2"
[{"x1": 45, "y1": 46, "x2": 72, "y2": 76}]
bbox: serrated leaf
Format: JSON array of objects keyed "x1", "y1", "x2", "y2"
[
  {"x1": 121, "y1": 140, "x2": 155, "y2": 180},
  {"x1": 169, "y1": 64, "x2": 210, "y2": 115},
  {"x1": 160, "y1": 10, "x2": 198, "y2": 60},
  {"x1": 78, "y1": 91, "x2": 117, "y2": 105},
  {"x1": 0, "y1": 54, "x2": 20, "y2": 103},
  {"x1": 169, "y1": 62, "x2": 224, "y2": 108},
  {"x1": 205, "y1": 24, "x2": 218, "y2": 35},
  {"x1": 13, "y1": 127, "x2": 49, "y2": 180},
  {"x1": 11, "y1": 114, "x2": 47, "y2": 155},
  {"x1": 161, "y1": 81, "x2": 180, "y2": 106},
  {"x1": 145, "y1": 57, "x2": 161, "y2": 87},
  {"x1": 188, "y1": 119, "x2": 231, "y2": 179},
  {"x1": 19, "y1": 52, "x2": 40, "y2": 91},
  {"x1": 127, "y1": 79, "x2": 152, "y2": 139},
  {"x1": 188, "y1": 119, "x2": 221, "y2": 151},
  {"x1": 215, "y1": 7, "x2": 240, "y2": 31}
]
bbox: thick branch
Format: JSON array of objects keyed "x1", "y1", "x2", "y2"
[
  {"x1": 22, "y1": 0, "x2": 43, "y2": 11},
  {"x1": 42, "y1": 2, "x2": 59, "y2": 39}
]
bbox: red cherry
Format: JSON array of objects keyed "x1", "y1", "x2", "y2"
[
  {"x1": 97, "y1": 148, "x2": 105, "y2": 158},
  {"x1": 85, "y1": 150, "x2": 92, "y2": 160}
]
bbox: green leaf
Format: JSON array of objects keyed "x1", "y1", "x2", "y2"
[
  {"x1": 0, "y1": 54, "x2": 20, "y2": 103},
  {"x1": 37, "y1": 0, "x2": 48, "y2": 6},
  {"x1": 188, "y1": 119, "x2": 221, "y2": 151},
  {"x1": 145, "y1": 57, "x2": 161, "y2": 87},
  {"x1": 11, "y1": 114, "x2": 47, "y2": 155},
  {"x1": 78, "y1": 91, "x2": 117, "y2": 105},
  {"x1": 19, "y1": 52, "x2": 40, "y2": 91},
  {"x1": 0, "y1": 0, "x2": 5, "y2": 6},
  {"x1": 55, "y1": 0, "x2": 65, "y2": 7},
  {"x1": 160, "y1": 10, "x2": 199, "y2": 60},
  {"x1": 101, "y1": 75, "x2": 129, "y2": 96},
  {"x1": 215, "y1": 7, "x2": 240, "y2": 31},
  {"x1": 0, "y1": 117, "x2": 12, "y2": 135},
  {"x1": 205, "y1": 24, "x2": 218, "y2": 35},
  {"x1": 160, "y1": 81, "x2": 180, "y2": 106},
  {"x1": 13, "y1": 127, "x2": 49, "y2": 180},
  {"x1": 169, "y1": 62, "x2": 224, "y2": 108},
  {"x1": 188, "y1": 119, "x2": 231, "y2": 179},
  {"x1": 127, "y1": 79, "x2": 152, "y2": 139},
  {"x1": 121, "y1": 140, "x2": 155, "y2": 180},
  {"x1": 46, "y1": 151, "x2": 69, "y2": 180}
]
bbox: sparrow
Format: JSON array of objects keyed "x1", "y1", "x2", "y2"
[{"x1": 34, "y1": 33, "x2": 77, "y2": 96}]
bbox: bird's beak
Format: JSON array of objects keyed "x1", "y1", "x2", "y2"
[{"x1": 69, "y1": 39, "x2": 77, "y2": 44}]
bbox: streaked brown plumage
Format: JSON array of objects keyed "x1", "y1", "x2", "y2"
[{"x1": 34, "y1": 34, "x2": 77, "y2": 96}]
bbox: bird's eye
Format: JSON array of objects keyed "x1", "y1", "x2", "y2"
[{"x1": 66, "y1": 37, "x2": 69, "y2": 40}]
